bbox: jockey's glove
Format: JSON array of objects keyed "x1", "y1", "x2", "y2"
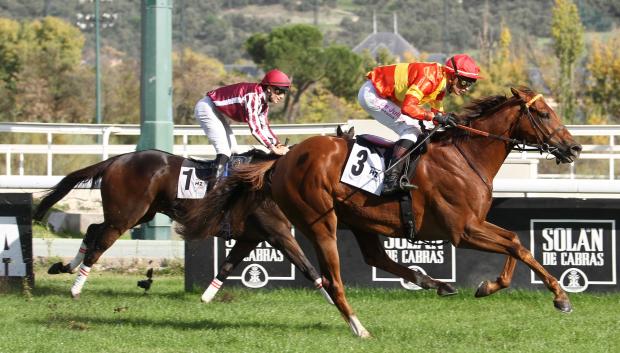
[{"x1": 433, "y1": 112, "x2": 459, "y2": 127}]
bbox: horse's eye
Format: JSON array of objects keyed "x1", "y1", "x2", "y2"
[{"x1": 539, "y1": 111, "x2": 550, "y2": 119}]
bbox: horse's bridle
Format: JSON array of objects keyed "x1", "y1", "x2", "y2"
[
  {"x1": 461, "y1": 94, "x2": 565, "y2": 156},
  {"x1": 454, "y1": 93, "x2": 567, "y2": 194}
]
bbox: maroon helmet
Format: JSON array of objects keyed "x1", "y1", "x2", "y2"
[{"x1": 261, "y1": 69, "x2": 292, "y2": 88}]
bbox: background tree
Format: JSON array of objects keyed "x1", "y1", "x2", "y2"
[
  {"x1": 551, "y1": 0, "x2": 584, "y2": 122},
  {"x1": 247, "y1": 24, "x2": 364, "y2": 122},
  {"x1": 585, "y1": 37, "x2": 620, "y2": 125},
  {"x1": 173, "y1": 47, "x2": 227, "y2": 125},
  {"x1": 7, "y1": 17, "x2": 88, "y2": 123}
]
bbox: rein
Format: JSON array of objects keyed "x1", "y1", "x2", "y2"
[{"x1": 457, "y1": 94, "x2": 561, "y2": 155}]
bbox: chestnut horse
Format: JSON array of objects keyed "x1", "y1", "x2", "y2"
[
  {"x1": 183, "y1": 87, "x2": 582, "y2": 337},
  {"x1": 33, "y1": 149, "x2": 330, "y2": 301}
]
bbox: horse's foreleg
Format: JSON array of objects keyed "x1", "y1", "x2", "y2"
[
  {"x1": 351, "y1": 230, "x2": 457, "y2": 296},
  {"x1": 47, "y1": 241, "x2": 87, "y2": 275},
  {"x1": 201, "y1": 238, "x2": 260, "y2": 303},
  {"x1": 462, "y1": 222, "x2": 571, "y2": 313},
  {"x1": 473, "y1": 222, "x2": 519, "y2": 298},
  {"x1": 48, "y1": 224, "x2": 102, "y2": 275}
]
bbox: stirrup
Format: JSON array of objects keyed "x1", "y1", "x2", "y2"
[{"x1": 399, "y1": 175, "x2": 418, "y2": 190}]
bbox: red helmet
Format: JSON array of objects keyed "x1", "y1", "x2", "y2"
[
  {"x1": 260, "y1": 69, "x2": 291, "y2": 88},
  {"x1": 444, "y1": 54, "x2": 483, "y2": 80}
]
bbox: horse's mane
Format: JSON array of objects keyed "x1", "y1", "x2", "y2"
[
  {"x1": 177, "y1": 156, "x2": 278, "y2": 240},
  {"x1": 236, "y1": 148, "x2": 280, "y2": 161}
]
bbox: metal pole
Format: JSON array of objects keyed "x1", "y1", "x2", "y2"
[
  {"x1": 135, "y1": 0, "x2": 174, "y2": 240},
  {"x1": 95, "y1": 0, "x2": 102, "y2": 125}
]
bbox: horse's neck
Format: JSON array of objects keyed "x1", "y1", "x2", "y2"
[{"x1": 456, "y1": 105, "x2": 521, "y2": 183}]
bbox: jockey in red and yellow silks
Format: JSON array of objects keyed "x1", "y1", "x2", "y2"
[
  {"x1": 357, "y1": 54, "x2": 482, "y2": 195},
  {"x1": 366, "y1": 62, "x2": 447, "y2": 122}
]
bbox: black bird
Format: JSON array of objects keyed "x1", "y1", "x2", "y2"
[{"x1": 137, "y1": 268, "x2": 153, "y2": 293}]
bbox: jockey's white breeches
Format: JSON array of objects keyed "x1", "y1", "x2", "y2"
[
  {"x1": 358, "y1": 80, "x2": 434, "y2": 143},
  {"x1": 194, "y1": 96, "x2": 238, "y2": 157}
]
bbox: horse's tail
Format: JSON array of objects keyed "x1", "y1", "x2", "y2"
[
  {"x1": 33, "y1": 155, "x2": 121, "y2": 221},
  {"x1": 178, "y1": 159, "x2": 278, "y2": 240}
]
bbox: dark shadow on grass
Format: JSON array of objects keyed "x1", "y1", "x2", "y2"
[
  {"x1": 28, "y1": 313, "x2": 335, "y2": 332},
  {"x1": 32, "y1": 284, "x2": 193, "y2": 300}
]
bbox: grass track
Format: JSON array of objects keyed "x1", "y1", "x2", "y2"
[{"x1": 1, "y1": 272, "x2": 619, "y2": 353}]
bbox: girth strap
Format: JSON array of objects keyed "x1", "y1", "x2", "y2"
[{"x1": 399, "y1": 193, "x2": 416, "y2": 241}]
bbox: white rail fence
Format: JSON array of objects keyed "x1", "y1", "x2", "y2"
[{"x1": 1, "y1": 121, "x2": 620, "y2": 195}]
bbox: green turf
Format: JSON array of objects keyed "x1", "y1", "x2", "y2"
[{"x1": 1, "y1": 272, "x2": 619, "y2": 353}]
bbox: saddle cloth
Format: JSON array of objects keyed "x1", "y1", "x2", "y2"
[
  {"x1": 340, "y1": 134, "x2": 394, "y2": 196},
  {"x1": 177, "y1": 155, "x2": 251, "y2": 199}
]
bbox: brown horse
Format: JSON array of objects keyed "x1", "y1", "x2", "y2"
[
  {"x1": 33, "y1": 149, "x2": 330, "y2": 301},
  {"x1": 183, "y1": 87, "x2": 582, "y2": 337}
]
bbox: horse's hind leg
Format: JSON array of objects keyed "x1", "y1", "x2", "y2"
[
  {"x1": 249, "y1": 208, "x2": 333, "y2": 304},
  {"x1": 351, "y1": 230, "x2": 457, "y2": 296},
  {"x1": 70, "y1": 223, "x2": 125, "y2": 299},
  {"x1": 462, "y1": 221, "x2": 571, "y2": 313},
  {"x1": 201, "y1": 238, "x2": 260, "y2": 303}
]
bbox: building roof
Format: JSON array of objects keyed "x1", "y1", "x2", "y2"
[{"x1": 352, "y1": 31, "x2": 420, "y2": 61}]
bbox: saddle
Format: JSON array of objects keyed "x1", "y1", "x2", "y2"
[
  {"x1": 184, "y1": 155, "x2": 252, "y2": 181},
  {"x1": 354, "y1": 133, "x2": 429, "y2": 242}
]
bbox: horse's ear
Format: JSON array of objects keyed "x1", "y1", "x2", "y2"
[
  {"x1": 510, "y1": 87, "x2": 521, "y2": 98},
  {"x1": 346, "y1": 126, "x2": 355, "y2": 138},
  {"x1": 336, "y1": 125, "x2": 344, "y2": 136}
]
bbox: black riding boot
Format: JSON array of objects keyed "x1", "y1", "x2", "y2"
[
  {"x1": 382, "y1": 139, "x2": 417, "y2": 196},
  {"x1": 210, "y1": 154, "x2": 229, "y2": 190}
]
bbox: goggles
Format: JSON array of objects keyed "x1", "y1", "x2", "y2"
[
  {"x1": 455, "y1": 76, "x2": 476, "y2": 90},
  {"x1": 273, "y1": 87, "x2": 288, "y2": 95}
]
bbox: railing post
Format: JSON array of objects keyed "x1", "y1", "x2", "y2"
[
  {"x1": 47, "y1": 132, "x2": 52, "y2": 176},
  {"x1": 19, "y1": 153, "x2": 24, "y2": 176},
  {"x1": 6, "y1": 148, "x2": 11, "y2": 176},
  {"x1": 610, "y1": 134, "x2": 615, "y2": 180},
  {"x1": 182, "y1": 133, "x2": 188, "y2": 157},
  {"x1": 101, "y1": 126, "x2": 116, "y2": 160}
]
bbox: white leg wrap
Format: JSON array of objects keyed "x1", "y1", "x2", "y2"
[
  {"x1": 68, "y1": 242, "x2": 87, "y2": 273},
  {"x1": 314, "y1": 278, "x2": 334, "y2": 305},
  {"x1": 348, "y1": 315, "x2": 371, "y2": 338},
  {"x1": 71, "y1": 264, "x2": 91, "y2": 297},
  {"x1": 201, "y1": 278, "x2": 223, "y2": 303}
]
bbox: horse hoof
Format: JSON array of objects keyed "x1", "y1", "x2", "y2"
[
  {"x1": 48, "y1": 262, "x2": 64, "y2": 274},
  {"x1": 71, "y1": 293, "x2": 80, "y2": 300},
  {"x1": 475, "y1": 281, "x2": 491, "y2": 298},
  {"x1": 437, "y1": 283, "x2": 458, "y2": 296},
  {"x1": 553, "y1": 299, "x2": 573, "y2": 313}
]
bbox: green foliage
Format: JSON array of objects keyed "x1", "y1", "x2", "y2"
[
  {"x1": 0, "y1": 17, "x2": 20, "y2": 85},
  {"x1": 173, "y1": 47, "x2": 227, "y2": 124},
  {"x1": 585, "y1": 36, "x2": 620, "y2": 124},
  {"x1": 0, "y1": 16, "x2": 90, "y2": 123},
  {"x1": 297, "y1": 85, "x2": 366, "y2": 123},
  {"x1": 322, "y1": 45, "x2": 365, "y2": 100},
  {"x1": 551, "y1": 0, "x2": 585, "y2": 122},
  {"x1": 246, "y1": 24, "x2": 364, "y2": 122},
  {"x1": 472, "y1": 25, "x2": 529, "y2": 99}
]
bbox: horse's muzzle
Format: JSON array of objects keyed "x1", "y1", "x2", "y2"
[{"x1": 554, "y1": 143, "x2": 582, "y2": 164}]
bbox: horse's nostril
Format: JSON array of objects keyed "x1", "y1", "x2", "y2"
[{"x1": 571, "y1": 144, "x2": 582, "y2": 153}]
